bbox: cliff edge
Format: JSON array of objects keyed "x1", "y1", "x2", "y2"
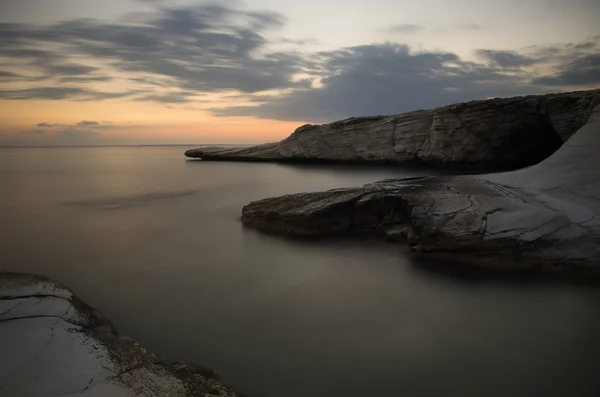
[{"x1": 186, "y1": 89, "x2": 600, "y2": 169}]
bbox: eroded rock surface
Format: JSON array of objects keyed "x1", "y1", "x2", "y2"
[
  {"x1": 187, "y1": 89, "x2": 600, "y2": 169},
  {"x1": 0, "y1": 272, "x2": 241, "y2": 397},
  {"x1": 185, "y1": 142, "x2": 282, "y2": 161},
  {"x1": 241, "y1": 104, "x2": 600, "y2": 278}
]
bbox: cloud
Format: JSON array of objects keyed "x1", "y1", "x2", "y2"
[
  {"x1": 58, "y1": 76, "x2": 113, "y2": 83},
  {"x1": 574, "y1": 42, "x2": 597, "y2": 50},
  {"x1": 19, "y1": 125, "x2": 102, "y2": 143},
  {"x1": 213, "y1": 37, "x2": 600, "y2": 122},
  {"x1": 29, "y1": 121, "x2": 134, "y2": 134},
  {"x1": 476, "y1": 49, "x2": 539, "y2": 68},
  {"x1": 0, "y1": 71, "x2": 23, "y2": 79},
  {"x1": 382, "y1": 24, "x2": 425, "y2": 34},
  {"x1": 36, "y1": 122, "x2": 60, "y2": 127},
  {"x1": 0, "y1": 2, "x2": 598, "y2": 123},
  {"x1": 213, "y1": 43, "x2": 539, "y2": 122},
  {"x1": 0, "y1": 3, "x2": 303, "y2": 97},
  {"x1": 533, "y1": 53, "x2": 600, "y2": 86},
  {"x1": 279, "y1": 37, "x2": 320, "y2": 46},
  {"x1": 0, "y1": 87, "x2": 138, "y2": 100},
  {"x1": 133, "y1": 92, "x2": 195, "y2": 103},
  {"x1": 44, "y1": 64, "x2": 98, "y2": 76},
  {"x1": 0, "y1": 70, "x2": 46, "y2": 82},
  {"x1": 76, "y1": 120, "x2": 100, "y2": 126},
  {"x1": 455, "y1": 23, "x2": 483, "y2": 30},
  {"x1": 127, "y1": 77, "x2": 168, "y2": 88}
]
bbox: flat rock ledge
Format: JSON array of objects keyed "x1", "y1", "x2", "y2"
[
  {"x1": 187, "y1": 89, "x2": 600, "y2": 169},
  {"x1": 241, "y1": 104, "x2": 600, "y2": 279},
  {"x1": 0, "y1": 272, "x2": 241, "y2": 397},
  {"x1": 185, "y1": 142, "x2": 282, "y2": 162}
]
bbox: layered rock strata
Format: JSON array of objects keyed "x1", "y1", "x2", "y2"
[
  {"x1": 240, "y1": 104, "x2": 600, "y2": 278},
  {"x1": 186, "y1": 89, "x2": 600, "y2": 169}
]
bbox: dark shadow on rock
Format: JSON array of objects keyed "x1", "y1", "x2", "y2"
[{"x1": 406, "y1": 254, "x2": 600, "y2": 287}]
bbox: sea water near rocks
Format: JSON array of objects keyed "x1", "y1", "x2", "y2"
[{"x1": 1, "y1": 146, "x2": 599, "y2": 397}]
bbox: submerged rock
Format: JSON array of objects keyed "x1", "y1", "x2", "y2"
[
  {"x1": 0, "y1": 272, "x2": 241, "y2": 397},
  {"x1": 241, "y1": 104, "x2": 600, "y2": 278},
  {"x1": 187, "y1": 89, "x2": 600, "y2": 169}
]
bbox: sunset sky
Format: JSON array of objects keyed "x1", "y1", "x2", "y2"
[{"x1": 0, "y1": 0, "x2": 599, "y2": 146}]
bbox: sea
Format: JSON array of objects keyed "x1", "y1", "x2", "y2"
[{"x1": 1, "y1": 145, "x2": 599, "y2": 397}]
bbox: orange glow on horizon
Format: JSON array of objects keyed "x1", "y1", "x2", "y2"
[{"x1": 0, "y1": 99, "x2": 309, "y2": 145}]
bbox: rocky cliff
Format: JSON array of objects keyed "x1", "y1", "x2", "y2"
[
  {"x1": 186, "y1": 89, "x2": 600, "y2": 169},
  {"x1": 240, "y1": 103, "x2": 600, "y2": 278}
]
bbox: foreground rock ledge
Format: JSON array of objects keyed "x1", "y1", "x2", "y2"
[
  {"x1": 241, "y1": 105, "x2": 600, "y2": 278},
  {"x1": 0, "y1": 272, "x2": 241, "y2": 397},
  {"x1": 187, "y1": 89, "x2": 600, "y2": 169}
]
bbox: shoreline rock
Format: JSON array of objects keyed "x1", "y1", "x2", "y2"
[
  {"x1": 186, "y1": 89, "x2": 600, "y2": 169},
  {"x1": 185, "y1": 142, "x2": 282, "y2": 162},
  {"x1": 0, "y1": 272, "x2": 241, "y2": 397},
  {"x1": 240, "y1": 103, "x2": 600, "y2": 279}
]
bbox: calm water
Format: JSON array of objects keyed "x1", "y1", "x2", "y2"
[{"x1": 1, "y1": 146, "x2": 599, "y2": 397}]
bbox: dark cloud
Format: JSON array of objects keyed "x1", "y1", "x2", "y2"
[
  {"x1": 213, "y1": 36, "x2": 600, "y2": 122},
  {"x1": 0, "y1": 3, "x2": 302, "y2": 96},
  {"x1": 58, "y1": 76, "x2": 113, "y2": 83},
  {"x1": 0, "y1": 87, "x2": 86, "y2": 100},
  {"x1": 127, "y1": 77, "x2": 168, "y2": 88},
  {"x1": 0, "y1": 70, "x2": 46, "y2": 82},
  {"x1": 0, "y1": 71, "x2": 23, "y2": 78},
  {"x1": 0, "y1": 46, "x2": 104, "y2": 82},
  {"x1": 36, "y1": 122, "x2": 60, "y2": 127},
  {"x1": 19, "y1": 126, "x2": 103, "y2": 142},
  {"x1": 574, "y1": 42, "x2": 597, "y2": 50},
  {"x1": 30, "y1": 121, "x2": 132, "y2": 133},
  {"x1": 44, "y1": 64, "x2": 98, "y2": 76},
  {"x1": 382, "y1": 24, "x2": 424, "y2": 34},
  {"x1": 476, "y1": 49, "x2": 538, "y2": 68},
  {"x1": 133, "y1": 92, "x2": 194, "y2": 103},
  {"x1": 214, "y1": 43, "x2": 540, "y2": 122},
  {"x1": 533, "y1": 53, "x2": 600, "y2": 85},
  {"x1": 0, "y1": 87, "x2": 137, "y2": 100}
]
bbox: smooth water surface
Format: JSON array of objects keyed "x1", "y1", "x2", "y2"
[{"x1": 1, "y1": 146, "x2": 599, "y2": 397}]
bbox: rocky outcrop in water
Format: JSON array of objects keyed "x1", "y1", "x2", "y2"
[
  {"x1": 240, "y1": 103, "x2": 600, "y2": 278},
  {"x1": 185, "y1": 142, "x2": 281, "y2": 161},
  {"x1": 0, "y1": 272, "x2": 241, "y2": 397},
  {"x1": 186, "y1": 89, "x2": 600, "y2": 169}
]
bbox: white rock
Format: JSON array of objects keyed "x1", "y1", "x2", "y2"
[{"x1": 0, "y1": 273, "x2": 241, "y2": 397}]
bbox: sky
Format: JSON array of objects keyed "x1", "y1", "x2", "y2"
[{"x1": 0, "y1": 0, "x2": 599, "y2": 145}]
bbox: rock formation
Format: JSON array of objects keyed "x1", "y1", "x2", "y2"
[
  {"x1": 0, "y1": 272, "x2": 241, "y2": 397},
  {"x1": 185, "y1": 142, "x2": 281, "y2": 161},
  {"x1": 240, "y1": 103, "x2": 600, "y2": 278},
  {"x1": 186, "y1": 89, "x2": 600, "y2": 169}
]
